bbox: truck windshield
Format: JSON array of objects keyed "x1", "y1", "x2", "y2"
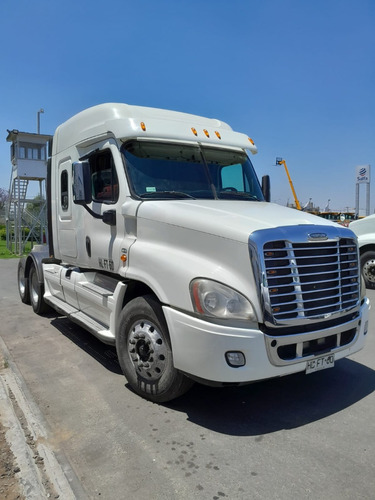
[{"x1": 122, "y1": 141, "x2": 264, "y2": 201}]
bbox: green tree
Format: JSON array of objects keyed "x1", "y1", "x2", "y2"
[
  {"x1": 0, "y1": 188, "x2": 9, "y2": 210},
  {"x1": 26, "y1": 194, "x2": 46, "y2": 217}
]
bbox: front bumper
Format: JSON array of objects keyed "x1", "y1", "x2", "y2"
[{"x1": 163, "y1": 297, "x2": 370, "y2": 384}]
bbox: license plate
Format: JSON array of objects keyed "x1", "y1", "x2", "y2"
[{"x1": 306, "y1": 354, "x2": 335, "y2": 374}]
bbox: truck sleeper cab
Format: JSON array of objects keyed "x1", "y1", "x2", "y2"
[{"x1": 17, "y1": 103, "x2": 370, "y2": 403}]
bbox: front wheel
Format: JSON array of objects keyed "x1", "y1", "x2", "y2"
[
  {"x1": 29, "y1": 265, "x2": 49, "y2": 315},
  {"x1": 361, "y1": 251, "x2": 375, "y2": 289},
  {"x1": 116, "y1": 295, "x2": 193, "y2": 403}
]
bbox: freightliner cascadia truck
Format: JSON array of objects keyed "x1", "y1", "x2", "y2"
[
  {"x1": 350, "y1": 214, "x2": 375, "y2": 289},
  {"x1": 17, "y1": 103, "x2": 369, "y2": 402}
]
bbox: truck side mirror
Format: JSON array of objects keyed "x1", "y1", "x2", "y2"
[
  {"x1": 262, "y1": 175, "x2": 270, "y2": 202},
  {"x1": 73, "y1": 161, "x2": 92, "y2": 205}
]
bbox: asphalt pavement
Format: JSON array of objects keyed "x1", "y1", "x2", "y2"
[{"x1": 0, "y1": 258, "x2": 374, "y2": 499}]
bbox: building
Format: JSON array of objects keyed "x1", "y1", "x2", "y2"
[{"x1": 6, "y1": 129, "x2": 52, "y2": 254}]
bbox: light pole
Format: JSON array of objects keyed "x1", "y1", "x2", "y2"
[{"x1": 37, "y1": 108, "x2": 44, "y2": 134}]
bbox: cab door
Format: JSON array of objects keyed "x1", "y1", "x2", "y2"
[
  {"x1": 73, "y1": 144, "x2": 125, "y2": 324},
  {"x1": 82, "y1": 146, "x2": 122, "y2": 271}
]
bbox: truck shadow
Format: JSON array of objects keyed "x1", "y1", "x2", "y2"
[
  {"x1": 50, "y1": 316, "x2": 122, "y2": 375},
  {"x1": 167, "y1": 359, "x2": 375, "y2": 436},
  {"x1": 50, "y1": 316, "x2": 375, "y2": 437}
]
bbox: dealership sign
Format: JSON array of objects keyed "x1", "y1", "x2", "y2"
[{"x1": 356, "y1": 165, "x2": 371, "y2": 184}]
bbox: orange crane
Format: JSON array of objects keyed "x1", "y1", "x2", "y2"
[{"x1": 276, "y1": 157, "x2": 302, "y2": 210}]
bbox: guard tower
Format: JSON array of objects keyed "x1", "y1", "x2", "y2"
[{"x1": 6, "y1": 129, "x2": 52, "y2": 255}]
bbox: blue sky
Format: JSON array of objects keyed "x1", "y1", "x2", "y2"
[{"x1": 0, "y1": 0, "x2": 374, "y2": 212}]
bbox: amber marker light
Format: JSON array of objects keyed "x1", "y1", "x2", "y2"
[
  {"x1": 203, "y1": 129, "x2": 210, "y2": 138},
  {"x1": 140, "y1": 122, "x2": 146, "y2": 131},
  {"x1": 215, "y1": 131, "x2": 221, "y2": 139},
  {"x1": 120, "y1": 254, "x2": 127, "y2": 262},
  {"x1": 191, "y1": 282, "x2": 204, "y2": 314},
  {"x1": 248, "y1": 137, "x2": 255, "y2": 145},
  {"x1": 191, "y1": 127, "x2": 198, "y2": 136}
]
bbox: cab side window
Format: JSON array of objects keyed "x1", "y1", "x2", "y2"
[{"x1": 89, "y1": 150, "x2": 119, "y2": 203}]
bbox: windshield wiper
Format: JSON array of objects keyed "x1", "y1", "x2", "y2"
[
  {"x1": 139, "y1": 191, "x2": 196, "y2": 199},
  {"x1": 218, "y1": 191, "x2": 259, "y2": 200}
]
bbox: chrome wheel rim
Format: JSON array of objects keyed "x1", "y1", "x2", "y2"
[
  {"x1": 127, "y1": 320, "x2": 168, "y2": 381},
  {"x1": 30, "y1": 271, "x2": 39, "y2": 306},
  {"x1": 363, "y1": 258, "x2": 375, "y2": 284}
]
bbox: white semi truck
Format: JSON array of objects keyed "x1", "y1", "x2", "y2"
[
  {"x1": 17, "y1": 103, "x2": 370, "y2": 402},
  {"x1": 350, "y1": 214, "x2": 375, "y2": 289}
]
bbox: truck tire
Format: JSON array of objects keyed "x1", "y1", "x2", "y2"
[
  {"x1": 17, "y1": 260, "x2": 30, "y2": 304},
  {"x1": 29, "y1": 265, "x2": 49, "y2": 315},
  {"x1": 361, "y1": 251, "x2": 375, "y2": 289},
  {"x1": 116, "y1": 295, "x2": 194, "y2": 403}
]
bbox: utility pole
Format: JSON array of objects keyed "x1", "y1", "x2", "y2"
[{"x1": 37, "y1": 108, "x2": 44, "y2": 134}]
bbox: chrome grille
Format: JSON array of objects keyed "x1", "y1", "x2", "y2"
[{"x1": 264, "y1": 237, "x2": 359, "y2": 322}]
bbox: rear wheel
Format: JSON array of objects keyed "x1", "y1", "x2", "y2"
[
  {"x1": 17, "y1": 260, "x2": 30, "y2": 304},
  {"x1": 29, "y1": 265, "x2": 49, "y2": 315},
  {"x1": 361, "y1": 251, "x2": 375, "y2": 289},
  {"x1": 116, "y1": 295, "x2": 193, "y2": 403}
]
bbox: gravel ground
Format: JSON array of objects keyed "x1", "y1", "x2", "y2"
[
  {"x1": 0, "y1": 354, "x2": 25, "y2": 500},
  {"x1": 0, "y1": 347, "x2": 71, "y2": 500},
  {"x1": 0, "y1": 420, "x2": 24, "y2": 499}
]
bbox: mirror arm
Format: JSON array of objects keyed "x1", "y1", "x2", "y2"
[
  {"x1": 81, "y1": 204, "x2": 103, "y2": 220},
  {"x1": 80, "y1": 205, "x2": 116, "y2": 226}
]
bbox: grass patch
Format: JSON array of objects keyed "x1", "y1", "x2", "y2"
[
  {"x1": 0, "y1": 224, "x2": 33, "y2": 258},
  {"x1": 0, "y1": 240, "x2": 22, "y2": 258},
  {"x1": 0, "y1": 224, "x2": 32, "y2": 259},
  {"x1": 0, "y1": 239, "x2": 31, "y2": 259}
]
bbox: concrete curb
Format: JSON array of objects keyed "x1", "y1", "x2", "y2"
[{"x1": 0, "y1": 337, "x2": 87, "y2": 499}]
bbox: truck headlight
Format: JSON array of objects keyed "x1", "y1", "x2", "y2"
[{"x1": 190, "y1": 279, "x2": 257, "y2": 321}]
